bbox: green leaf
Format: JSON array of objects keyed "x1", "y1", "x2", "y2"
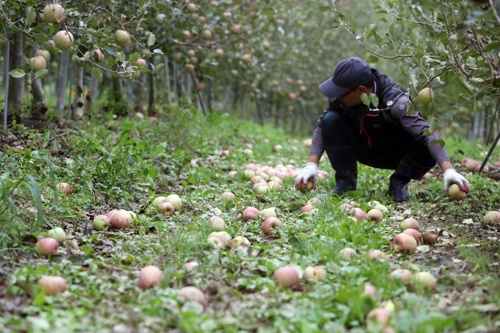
[
  {"x1": 25, "y1": 175, "x2": 44, "y2": 226},
  {"x1": 364, "y1": 24, "x2": 377, "y2": 40},
  {"x1": 155, "y1": 63, "x2": 165, "y2": 73},
  {"x1": 115, "y1": 51, "x2": 126, "y2": 63},
  {"x1": 410, "y1": 29, "x2": 420, "y2": 44},
  {"x1": 484, "y1": 42, "x2": 500, "y2": 52},
  {"x1": 373, "y1": 32, "x2": 383, "y2": 48},
  {"x1": 92, "y1": 68, "x2": 103, "y2": 83},
  {"x1": 81, "y1": 244, "x2": 93, "y2": 255},
  {"x1": 429, "y1": 116, "x2": 437, "y2": 133},
  {"x1": 33, "y1": 69, "x2": 48, "y2": 80},
  {"x1": 9, "y1": 69, "x2": 26, "y2": 78},
  {"x1": 361, "y1": 93, "x2": 370, "y2": 106},
  {"x1": 147, "y1": 33, "x2": 156, "y2": 47},
  {"x1": 25, "y1": 7, "x2": 36, "y2": 26},
  {"x1": 408, "y1": 103, "x2": 415, "y2": 116},
  {"x1": 368, "y1": 93, "x2": 379, "y2": 107},
  {"x1": 348, "y1": 18, "x2": 357, "y2": 31},
  {"x1": 389, "y1": 23, "x2": 397, "y2": 43},
  {"x1": 129, "y1": 52, "x2": 140, "y2": 65},
  {"x1": 33, "y1": 290, "x2": 46, "y2": 306},
  {"x1": 430, "y1": 139, "x2": 445, "y2": 148},
  {"x1": 367, "y1": 55, "x2": 379, "y2": 64}
]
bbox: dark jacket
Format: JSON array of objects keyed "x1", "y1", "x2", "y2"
[{"x1": 310, "y1": 68, "x2": 450, "y2": 164}]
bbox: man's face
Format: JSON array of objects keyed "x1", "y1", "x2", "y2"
[{"x1": 338, "y1": 87, "x2": 363, "y2": 107}]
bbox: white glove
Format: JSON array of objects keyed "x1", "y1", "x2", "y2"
[
  {"x1": 295, "y1": 162, "x2": 318, "y2": 190},
  {"x1": 443, "y1": 168, "x2": 470, "y2": 193}
]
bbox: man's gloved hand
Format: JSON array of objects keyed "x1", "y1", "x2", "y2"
[
  {"x1": 443, "y1": 168, "x2": 470, "y2": 193},
  {"x1": 295, "y1": 162, "x2": 319, "y2": 190}
]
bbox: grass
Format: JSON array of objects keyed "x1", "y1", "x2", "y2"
[{"x1": 0, "y1": 105, "x2": 499, "y2": 332}]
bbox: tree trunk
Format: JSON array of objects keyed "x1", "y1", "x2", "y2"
[
  {"x1": 134, "y1": 72, "x2": 146, "y2": 112},
  {"x1": 207, "y1": 82, "x2": 213, "y2": 111},
  {"x1": 148, "y1": 57, "x2": 156, "y2": 116},
  {"x1": 164, "y1": 55, "x2": 172, "y2": 104},
  {"x1": 84, "y1": 74, "x2": 98, "y2": 118},
  {"x1": 29, "y1": 45, "x2": 47, "y2": 120},
  {"x1": 112, "y1": 65, "x2": 124, "y2": 105},
  {"x1": 56, "y1": 51, "x2": 70, "y2": 117},
  {"x1": 7, "y1": 32, "x2": 24, "y2": 122},
  {"x1": 72, "y1": 66, "x2": 85, "y2": 118}
]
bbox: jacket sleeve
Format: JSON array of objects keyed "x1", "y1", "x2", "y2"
[
  {"x1": 310, "y1": 100, "x2": 336, "y2": 158},
  {"x1": 390, "y1": 96, "x2": 450, "y2": 164}
]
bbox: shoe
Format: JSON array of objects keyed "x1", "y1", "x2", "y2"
[{"x1": 325, "y1": 145, "x2": 358, "y2": 194}]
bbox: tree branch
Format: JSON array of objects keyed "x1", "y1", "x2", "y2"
[
  {"x1": 489, "y1": 0, "x2": 500, "y2": 24},
  {"x1": 439, "y1": 1, "x2": 470, "y2": 77}
]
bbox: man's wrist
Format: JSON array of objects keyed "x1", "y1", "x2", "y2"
[{"x1": 308, "y1": 155, "x2": 320, "y2": 164}]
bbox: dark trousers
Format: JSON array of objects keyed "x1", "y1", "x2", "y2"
[{"x1": 321, "y1": 111, "x2": 436, "y2": 170}]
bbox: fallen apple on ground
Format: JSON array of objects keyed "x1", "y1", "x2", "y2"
[
  {"x1": 484, "y1": 211, "x2": 500, "y2": 223},
  {"x1": 179, "y1": 286, "x2": 206, "y2": 306},
  {"x1": 400, "y1": 217, "x2": 420, "y2": 231},
  {"x1": 339, "y1": 247, "x2": 357, "y2": 261},
  {"x1": 47, "y1": 227, "x2": 66, "y2": 243},
  {"x1": 138, "y1": 266, "x2": 164, "y2": 291},
  {"x1": 36, "y1": 238, "x2": 59, "y2": 256},
  {"x1": 274, "y1": 267, "x2": 299, "y2": 288},
  {"x1": 413, "y1": 271, "x2": 437, "y2": 291},
  {"x1": 389, "y1": 269, "x2": 413, "y2": 284},
  {"x1": 366, "y1": 250, "x2": 388, "y2": 262},
  {"x1": 367, "y1": 208, "x2": 383, "y2": 223},
  {"x1": 93, "y1": 215, "x2": 110, "y2": 231},
  {"x1": 302, "y1": 266, "x2": 326, "y2": 281},
  {"x1": 183, "y1": 261, "x2": 199, "y2": 271},
  {"x1": 165, "y1": 194, "x2": 182, "y2": 211},
  {"x1": 209, "y1": 216, "x2": 226, "y2": 230},
  {"x1": 261, "y1": 217, "x2": 283, "y2": 235},
  {"x1": 38, "y1": 276, "x2": 66, "y2": 296},
  {"x1": 392, "y1": 233, "x2": 418, "y2": 253},
  {"x1": 363, "y1": 283, "x2": 377, "y2": 298},
  {"x1": 230, "y1": 236, "x2": 251, "y2": 248}
]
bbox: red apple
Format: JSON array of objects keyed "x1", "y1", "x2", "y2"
[
  {"x1": 36, "y1": 238, "x2": 59, "y2": 256},
  {"x1": 366, "y1": 250, "x2": 388, "y2": 262},
  {"x1": 242, "y1": 206, "x2": 260, "y2": 221},
  {"x1": 179, "y1": 286, "x2": 205, "y2": 305},
  {"x1": 363, "y1": 283, "x2": 377, "y2": 298},
  {"x1": 56, "y1": 182, "x2": 72, "y2": 195},
  {"x1": 484, "y1": 211, "x2": 500, "y2": 223},
  {"x1": 157, "y1": 202, "x2": 175, "y2": 215},
  {"x1": 389, "y1": 269, "x2": 413, "y2": 284},
  {"x1": 274, "y1": 267, "x2": 299, "y2": 288},
  {"x1": 392, "y1": 233, "x2": 417, "y2": 253},
  {"x1": 38, "y1": 276, "x2": 66, "y2": 296},
  {"x1": 109, "y1": 209, "x2": 132, "y2": 228},
  {"x1": 400, "y1": 217, "x2": 419, "y2": 231},
  {"x1": 366, "y1": 308, "x2": 391, "y2": 327},
  {"x1": 402, "y1": 228, "x2": 421, "y2": 244},
  {"x1": 138, "y1": 265, "x2": 164, "y2": 291},
  {"x1": 261, "y1": 217, "x2": 283, "y2": 235},
  {"x1": 350, "y1": 208, "x2": 368, "y2": 221}
]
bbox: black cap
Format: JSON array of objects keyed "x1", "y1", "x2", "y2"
[{"x1": 319, "y1": 57, "x2": 373, "y2": 98}]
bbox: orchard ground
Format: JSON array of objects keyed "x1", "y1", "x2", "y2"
[{"x1": 0, "y1": 106, "x2": 499, "y2": 332}]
